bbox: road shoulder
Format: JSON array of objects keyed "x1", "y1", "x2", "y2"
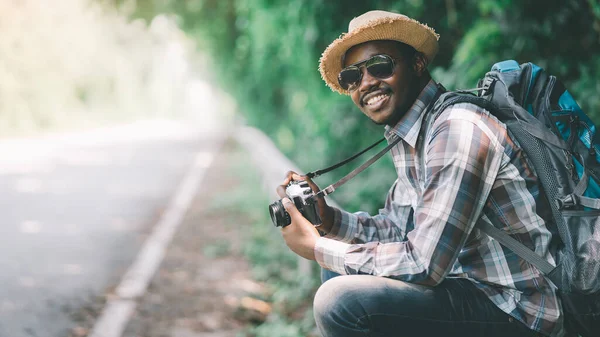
[{"x1": 120, "y1": 138, "x2": 260, "y2": 337}]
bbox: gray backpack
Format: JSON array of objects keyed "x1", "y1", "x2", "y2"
[{"x1": 433, "y1": 60, "x2": 600, "y2": 337}]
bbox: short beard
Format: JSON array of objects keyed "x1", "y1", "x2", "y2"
[{"x1": 385, "y1": 72, "x2": 427, "y2": 127}]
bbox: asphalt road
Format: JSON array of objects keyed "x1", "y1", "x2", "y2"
[{"x1": 0, "y1": 121, "x2": 220, "y2": 337}]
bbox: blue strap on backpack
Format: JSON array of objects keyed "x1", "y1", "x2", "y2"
[{"x1": 432, "y1": 60, "x2": 600, "y2": 337}]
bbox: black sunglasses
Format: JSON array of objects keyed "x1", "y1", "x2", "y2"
[{"x1": 338, "y1": 54, "x2": 397, "y2": 91}]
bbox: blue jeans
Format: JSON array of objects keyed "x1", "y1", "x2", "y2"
[{"x1": 316, "y1": 269, "x2": 542, "y2": 337}]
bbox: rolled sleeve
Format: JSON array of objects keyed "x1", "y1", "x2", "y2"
[{"x1": 314, "y1": 237, "x2": 349, "y2": 275}]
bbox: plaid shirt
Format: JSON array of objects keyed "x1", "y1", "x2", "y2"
[{"x1": 315, "y1": 80, "x2": 564, "y2": 336}]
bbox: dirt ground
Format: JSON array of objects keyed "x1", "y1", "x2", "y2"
[{"x1": 118, "y1": 138, "x2": 266, "y2": 337}]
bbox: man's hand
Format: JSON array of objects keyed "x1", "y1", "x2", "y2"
[
  {"x1": 280, "y1": 197, "x2": 321, "y2": 260},
  {"x1": 277, "y1": 171, "x2": 335, "y2": 233}
]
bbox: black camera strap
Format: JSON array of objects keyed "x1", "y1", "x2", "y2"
[
  {"x1": 305, "y1": 137, "x2": 387, "y2": 179},
  {"x1": 307, "y1": 135, "x2": 401, "y2": 203},
  {"x1": 305, "y1": 83, "x2": 445, "y2": 203}
]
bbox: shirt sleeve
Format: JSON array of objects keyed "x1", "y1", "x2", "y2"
[
  {"x1": 322, "y1": 180, "x2": 414, "y2": 244},
  {"x1": 315, "y1": 106, "x2": 505, "y2": 285}
]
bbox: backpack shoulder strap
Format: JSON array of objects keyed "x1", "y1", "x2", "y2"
[
  {"x1": 431, "y1": 90, "x2": 562, "y2": 287},
  {"x1": 478, "y1": 220, "x2": 558, "y2": 283},
  {"x1": 432, "y1": 91, "x2": 499, "y2": 120}
]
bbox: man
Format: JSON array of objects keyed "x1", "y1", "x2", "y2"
[{"x1": 276, "y1": 10, "x2": 564, "y2": 337}]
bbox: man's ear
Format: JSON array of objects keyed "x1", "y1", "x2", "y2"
[{"x1": 413, "y1": 53, "x2": 428, "y2": 76}]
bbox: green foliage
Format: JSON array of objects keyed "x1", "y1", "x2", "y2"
[
  {"x1": 135, "y1": 0, "x2": 600, "y2": 215},
  {"x1": 209, "y1": 146, "x2": 320, "y2": 337},
  {"x1": 203, "y1": 239, "x2": 232, "y2": 258},
  {"x1": 250, "y1": 309, "x2": 318, "y2": 337}
]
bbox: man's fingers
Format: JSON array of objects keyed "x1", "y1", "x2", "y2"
[
  {"x1": 305, "y1": 179, "x2": 320, "y2": 193},
  {"x1": 282, "y1": 198, "x2": 301, "y2": 218},
  {"x1": 282, "y1": 197, "x2": 295, "y2": 210},
  {"x1": 278, "y1": 171, "x2": 296, "y2": 198},
  {"x1": 278, "y1": 171, "x2": 312, "y2": 199},
  {"x1": 276, "y1": 185, "x2": 287, "y2": 198},
  {"x1": 283, "y1": 171, "x2": 309, "y2": 185},
  {"x1": 285, "y1": 171, "x2": 307, "y2": 183},
  {"x1": 283, "y1": 171, "x2": 294, "y2": 184}
]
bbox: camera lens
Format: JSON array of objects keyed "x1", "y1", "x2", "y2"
[{"x1": 268, "y1": 200, "x2": 291, "y2": 227}]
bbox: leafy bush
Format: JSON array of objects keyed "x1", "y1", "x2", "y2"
[
  {"x1": 209, "y1": 144, "x2": 321, "y2": 337},
  {"x1": 133, "y1": 0, "x2": 600, "y2": 214}
]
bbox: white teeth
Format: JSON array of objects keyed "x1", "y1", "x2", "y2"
[{"x1": 366, "y1": 94, "x2": 387, "y2": 105}]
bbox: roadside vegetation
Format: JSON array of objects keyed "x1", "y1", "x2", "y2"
[
  {"x1": 112, "y1": 1, "x2": 600, "y2": 335},
  {"x1": 209, "y1": 141, "x2": 321, "y2": 337},
  {"x1": 127, "y1": 0, "x2": 600, "y2": 215},
  {"x1": 12, "y1": 1, "x2": 599, "y2": 335}
]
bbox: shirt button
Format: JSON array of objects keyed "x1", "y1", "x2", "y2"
[{"x1": 508, "y1": 317, "x2": 514, "y2": 323}]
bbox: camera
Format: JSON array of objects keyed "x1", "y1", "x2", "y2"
[{"x1": 269, "y1": 180, "x2": 322, "y2": 227}]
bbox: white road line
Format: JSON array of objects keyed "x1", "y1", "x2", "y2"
[
  {"x1": 88, "y1": 149, "x2": 217, "y2": 337},
  {"x1": 89, "y1": 300, "x2": 136, "y2": 337}
]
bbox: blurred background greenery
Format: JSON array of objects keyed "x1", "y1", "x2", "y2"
[
  {"x1": 118, "y1": 0, "x2": 600, "y2": 214},
  {"x1": 4, "y1": 0, "x2": 600, "y2": 216},
  {"x1": 0, "y1": 0, "x2": 222, "y2": 138},
  {"x1": 5, "y1": 1, "x2": 597, "y2": 336}
]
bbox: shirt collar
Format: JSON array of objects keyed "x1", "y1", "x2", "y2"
[{"x1": 384, "y1": 79, "x2": 440, "y2": 147}]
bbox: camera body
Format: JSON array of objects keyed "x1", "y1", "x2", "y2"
[{"x1": 269, "y1": 180, "x2": 322, "y2": 227}]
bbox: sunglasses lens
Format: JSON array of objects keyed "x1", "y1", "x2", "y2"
[
  {"x1": 366, "y1": 55, "x2": 394, "y2": 79},
  {"x1": 338, "y1": 66, "x2": 361, "y2": 90},
  {"x1": 338, "y1": 55, "x2": 395, "y2": 91}
]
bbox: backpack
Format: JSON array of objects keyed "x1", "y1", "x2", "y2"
[{"x1": 432, "y1": 60, "x2": 600, "y2": 337}]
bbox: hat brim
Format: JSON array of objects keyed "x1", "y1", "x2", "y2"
[{"x1": 319, "y1": 16, "x2": 439, "y2": 95}]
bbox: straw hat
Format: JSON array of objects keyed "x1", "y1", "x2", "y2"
[{"x1": 319, "y1": 10, "x2": 440, "y2": 95}]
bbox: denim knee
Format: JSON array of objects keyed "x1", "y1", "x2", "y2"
[
  {"x1": 313, "y1": 275, "x2": 369, "y2": 336},
  {"x1": 314, "y1": 276, "x2": 344, "y2": 320}
]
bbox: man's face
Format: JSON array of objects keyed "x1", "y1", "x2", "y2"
[{"x1": 343, "y1": 41, "x2": 420, "y2": 126}]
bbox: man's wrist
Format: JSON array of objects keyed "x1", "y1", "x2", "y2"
[
  {"x1": 314, "y1": 237, "x2": 348, "y2": 275},
  {"x1": 318, "y1": 205, "x2": 338, "y2": 235}
]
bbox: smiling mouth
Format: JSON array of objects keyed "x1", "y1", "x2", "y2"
[
  {"x1": 363, "y1": 92, "x2": 391, "y2": 112},
  {"x1": 366, "y1": 94, "x2": 389, "y2": 106}
]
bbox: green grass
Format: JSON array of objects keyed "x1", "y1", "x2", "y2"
[{"x1": 207, "y1": 143, "x2": 321, "y2": 337}]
